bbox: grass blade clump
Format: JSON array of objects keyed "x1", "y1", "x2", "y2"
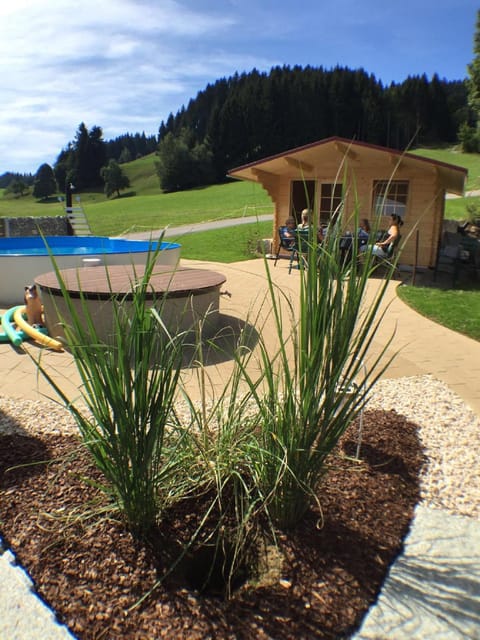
[
  {"x1": 34, "y1": 245, "x2": 189, "y2": 538},
  {"x1": 174, "y1": 319, "x2": 266, "y2": 596},
  {"x1": 242, "y1": 199, "x2": 400, "y2": 529}
]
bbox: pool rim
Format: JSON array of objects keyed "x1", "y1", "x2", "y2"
[{"x1": 0, "y1": 235, "x2": 181, "y2": 257}]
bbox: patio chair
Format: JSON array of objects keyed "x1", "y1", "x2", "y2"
[
  {"x1": 372, "y1": 234, "x2": 402, "y2": 277},
  {"x1": 274, "y1": 226, "x2": 296, "y2": 266},
  {"x1": 434, "y1": 241, "x2": 460, "y2": 286},
  {"x1": 434, "y1": 233, "x2": 480, "y2": 287},
  {"x1": 288, "y1": 228, "x2": 311, "y2": 274}
]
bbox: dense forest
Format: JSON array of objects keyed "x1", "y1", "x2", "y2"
[
  {"x1": 0, "y1": 65, "x2": 471, "y2": 193},
  {"x1": 156, "y1": 66, "x2": 469, "y2": 188}
]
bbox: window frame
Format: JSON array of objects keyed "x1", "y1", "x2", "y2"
[
  {"x1": 372, "y1": 180, "x2": 409, "y2": 219},
  {"x1": 319, "y1": 182, "x2": 343, "y2": 225}
]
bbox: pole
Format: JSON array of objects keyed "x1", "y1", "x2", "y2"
[
  {"x1": 412, "y1": 229, "x2": 419, "y2": 285},
  {"x1": 65, "y1": 182, "x2": 73, "y2": 212},
  {"x1": 65, "y1": 182, "x2": 75, "y2": 235}
]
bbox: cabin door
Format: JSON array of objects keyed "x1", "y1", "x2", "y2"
[{"x1": 290, "y1": 180, "x2": 316, "y2": 224}]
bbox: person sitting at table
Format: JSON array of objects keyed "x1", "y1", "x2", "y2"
[
  {"x1": 343, "y1": 219, "x2": 370, "y2": 255},
  {"x1": 283, "y1": 216, "x2": 296, "y2": 236},
  {"x1": 280, "y1": 217, "x2": 297, "y2": 247},
  {"x1": 362, "y1": 214, "x2": 402, "y2": 257},
  {"x1": 298, "y1": 208, "x2": 311, "y2": 230},
  {"x1": 358, "y1": 218, "x2": 371, "y2": 247},
  {"x1": 297, "y1": 209, "x2": 325, "y2": 243}
]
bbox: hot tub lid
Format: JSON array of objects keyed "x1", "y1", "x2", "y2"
[{"x1": 35, "y1": 265, "x2": 227, "y2": 300}]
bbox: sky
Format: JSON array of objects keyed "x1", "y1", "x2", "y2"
[{"x1": 0, "y1": 0, "x2": 477, "y2": 175}]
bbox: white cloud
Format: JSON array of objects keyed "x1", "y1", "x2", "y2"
[
  {"x1": 0, "y1": 0, "x2": 250, "y2": 173},
  {"x1": 0, "y1": 0, "x2": 475, "y2": 174}
]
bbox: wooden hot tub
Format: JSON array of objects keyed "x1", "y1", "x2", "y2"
[{"x1": 36, "y1": 264, "x2": 227, "y2": 344}]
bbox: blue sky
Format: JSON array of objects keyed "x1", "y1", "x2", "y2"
[{"x1": 0, "y1": 0, "x2": 477, "y2": 175}]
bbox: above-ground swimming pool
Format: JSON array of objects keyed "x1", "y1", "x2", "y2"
[{"x1": 0, "y1": 236, "x2": 181, "y2": 306}]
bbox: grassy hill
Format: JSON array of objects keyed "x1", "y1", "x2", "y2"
[
  {"x1": 121, "y1": 153, "x2": 163, "y2": 195},
  {"x1": 1, "y1": 147, "x2": 480, "y2": 237},
  {"x1": 412, "y1": 147, "x2": 480, "y2": 191},
  {"x1": 411, "y1": 147, "x2": 480, "y2": 222},
  {"x1": 0, "y1": 153, "x2": 273, "y2": 236}
]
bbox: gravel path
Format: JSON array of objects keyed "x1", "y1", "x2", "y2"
[
  {"x1": 1, "y1": 374, "x2": 479, "y2": 520},
  {"x1": 367, "y1": 375, "x2": 480, "y2": 520}
]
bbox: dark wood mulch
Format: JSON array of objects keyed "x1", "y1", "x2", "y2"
[{"x1": 0, "y1": 409, "x2": 425, "y2": 639}]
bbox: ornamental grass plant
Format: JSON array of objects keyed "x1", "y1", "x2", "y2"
[
  {"x1": 239, "y1": 200, "x2": 400, "y2": 529},
  {"x1": 33, "y1": 245, "x2": 191, "y2": 538}
]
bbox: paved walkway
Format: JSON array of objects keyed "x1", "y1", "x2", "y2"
[
  {"x1": 1, "y1": 256, "x2": 479, "y2": 638},
  {"x1": 2, "y1": 257, "x2": 480, "y2": 412},
  {"x1": 115, "y1": 212, "x2": 274, "y2": 241}
]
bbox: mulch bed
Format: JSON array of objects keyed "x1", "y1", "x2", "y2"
[{"x1": 0, "y1": 409, "x2": 425, "y2": 639}]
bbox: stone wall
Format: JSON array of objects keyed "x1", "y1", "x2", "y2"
[{"x1": 0, "y1": 216, "x2": 71, "y2": 237}]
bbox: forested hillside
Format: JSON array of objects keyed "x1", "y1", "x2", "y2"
[{"x1": 157, "y1": 66, "x2": 468, "y2": 188}]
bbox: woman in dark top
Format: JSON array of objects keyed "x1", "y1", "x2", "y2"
[{"x1": 371, "y1": 214, "x2": 403, "y2": 257}]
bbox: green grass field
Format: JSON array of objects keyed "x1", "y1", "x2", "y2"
[
  {"x1": 398, "y1": 145, "x2": 480, "y2": 342},
  {"x1": 397, "y1": 147, "x2": 480, "y2": 342},
  {"x1": 0, "y1": 153, "x2": 273, "y2": 235},
  {"x1": 86, "y1": 181, "x2": 273, "y2": 236},
  {"x1": 412, "y1": 147, "x2": 480, "y2": 192},
  {"x1": 397, "y1": 285, "x2": 480, "y2": 341},
  {"x1": 169, "y1": 220, "x2": 273, "y2": 262},
  {"x1": 411, "y1": 147, "x2": 480, "y2": 222}
]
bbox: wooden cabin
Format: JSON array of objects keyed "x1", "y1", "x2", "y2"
[{"x1": 228, "y1": 137, "x2": 467, "y2": 268}]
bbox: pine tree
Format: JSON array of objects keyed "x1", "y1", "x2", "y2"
[
  {"x1": 467, "y1": 9, "x2": 480, "y2": 124},
  {"x1": 459, "y1": 9, "x2": 480, "y2": 151},
  {"x1": 66, "y1": 123, "x2": 107, "y2": 189},
  {"x1": 32, "y1": 163, "x2": 57, "y2": 200}
]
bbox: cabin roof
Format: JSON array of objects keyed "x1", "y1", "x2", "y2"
[{"x1": 227, "y1": 136, "x2": 467, "y2": 195}]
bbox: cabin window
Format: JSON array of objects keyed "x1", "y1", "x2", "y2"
[
  {"x1": 319, "y1": 183, "x2": 343, "y2": 224},
  {"x1": 372, "y1": 180, "x2": 409, "y2": 218}
]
